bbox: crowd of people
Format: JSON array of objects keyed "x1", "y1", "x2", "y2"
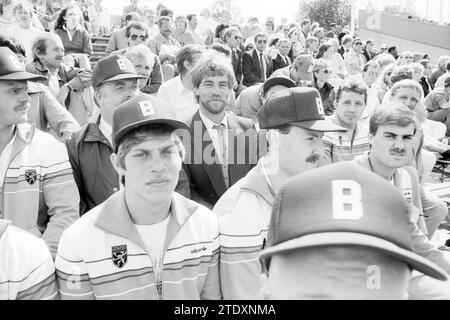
[{"x1": 1, "y1": 0, "x2": 450, "y2": 300}]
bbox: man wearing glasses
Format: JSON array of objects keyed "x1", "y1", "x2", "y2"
[
  {"x1": 344, "y1": 37, "x2": 366, "y2": 81},
  {"x1": 112, "y1": 22, "x2": 149, "y2": 55},
  {"x1": 223, "y1": 27, "x2": 243, "y2": 93},
  {"x1": 242, "y1": 32, "x2": 273, "y2": 87}
]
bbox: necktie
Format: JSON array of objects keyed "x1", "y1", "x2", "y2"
[
  {"x1": 213, "y1": 123, "x2": 230, "y2": 189},
  {"x1": 259, "y1": 52, "x2": 266, "y2": 81}
]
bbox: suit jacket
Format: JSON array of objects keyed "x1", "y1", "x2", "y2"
[
  {"x1": 338, "y1": 46, "x2": 348, "y2": 59},
  {"x1": 184, "y1": 111, "x2": 260, "y2": 208},
  {"x1": 272, "y1": 53, "x2": 291, "y2": 72},
  {"x1": 242, "y1": 48, "x2": 273, "y2": 87},
  {"x1": 231, "y1": 48, "x2": 243, "y2": 85}
]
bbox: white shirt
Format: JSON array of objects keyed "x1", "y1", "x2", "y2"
[
  {"x1": 147, "y1": 24, "x2": 160, "y2": 39},
  {"x1": 135, "y1": 215, "x2": 170, "y2": 297},
  {"x1": 99, "y1": 117, "x2": 113, "y2": 146},
  {"x1": 199, "y1": 110, "x2": 229, "y2": 164},
  {"x1": 157, "y1": 76, "x2": 199, "y2": 123},
  {"x1": 0, "y1": 132, "x2": 16, "y2": 187},
  {"x1": 435, "y1": 72, "x2": 450, "y2": 88},
  {"x1": 360, "y1": 85, "x2": 380, "y2": 125}
]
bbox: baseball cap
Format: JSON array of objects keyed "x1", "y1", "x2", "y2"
[
  {"x1": 92, "y1": 54, "x2": 147, "y2": 88},
  {"x1": 262, "y1": 76, "x2": 296, "y2": 95},
  {"x1": 260, "y1": 162, "x2": 448, "y2": 281},
  {"x1": 257, "y1": 87, "x2": 346, "y2": 132},
  {"x1": 293, "y1": 54, "x2": 314, "y2": 81},
  {"x1": 113, "y1": 94, "x2": 189, "y2": 151},
  {"x1": 0, "y1": 47, "x2": 46, "y2": 81}
]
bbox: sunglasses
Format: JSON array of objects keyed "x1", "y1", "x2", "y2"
[
  {"x1": 130, "y1": 34, "x2": 148, "y2": 41},
  {"x1": 234, "y1": 35, "x2": 242, "y2": 40},
  {"x1": 257, "y1": 40, "x2": 267, "y2": 44},
  {"x1": 321, "y1": 69, "x2": 331, "y2": 74},
  {"x1": 403, "y1": 56, "x2": 413, "y2": 59},
  {"x1": 354, "y1": 42, "x2": 362, "y2": 45}
]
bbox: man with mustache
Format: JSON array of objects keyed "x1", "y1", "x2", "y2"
[
  {"x1": 352, "y1": 104, "x2": 450, "y2": 299},
  {"x1": 321, "y1": 79, "x2": 371, "y2": 164},
  {"x1": 56, "y1": 94, "x2": 221, "y2": 300},
  {"x1": 0, "y1": 47, "x2": 79, "y2": 258},
  {"x1": 214, "y1": 87, "x2": 346, "y2": 299}
]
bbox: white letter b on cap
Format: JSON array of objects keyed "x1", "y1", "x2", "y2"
[
  {"x1": 117, "y1": 59, "x2": 127, "y2": 70},
  {"x1": 332, "y1": 180, "x2": 363, "y2": 220}
]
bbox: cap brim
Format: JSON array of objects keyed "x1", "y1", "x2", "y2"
[
  {"x1": 263, "y1": 77, "x2": 296, "y2": 93},
  {"x1": 290, "y1": 119, "x2": 347, "y2": 132},
  {"x1": 0, "y1": 72, "x2": 47, "y2": 81},
  {"x1": 260, "y1": 232, "x2": 448, "y2": 281},
  {"x1": 114, "y1": 118, "x2": 190, "y2": 149},
  {"x1": 101, "y1": 73, "x2": 148, "y2": 84}
]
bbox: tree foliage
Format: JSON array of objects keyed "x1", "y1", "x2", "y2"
[
  {"x1": 210, "y1": 0, "x2": 244, "y2": 25},
  {"x1": 296, "y1": 0, "x2": 351, "y2": 28}
]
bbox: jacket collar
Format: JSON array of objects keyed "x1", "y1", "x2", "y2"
[
  {"x1": 95, "y1": 190, "x2": 198, "y2": 251},
  {"x1": 83, "y1": 116, "x2": 111, "y2": 146},
  {"x1": 239, "y1": 159, "x2": 274, "y2": 207}
]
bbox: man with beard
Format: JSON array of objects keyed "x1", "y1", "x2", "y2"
[
  {"x1": 321, "y1": 80, "x2": 371, "y2": 164},
  {"x1": 66, "y1": 55, "x2": 190, "y2": 215},
  {"x1": 148, "y1": 16, "x2": 181, "y2": 57},
  {"x1": 214, "y1": 87, "x2": 346, "y2": 299},
  {"x1": 184, "y1": 53, "x2": 258, "y2": 208},
  {"x1": 352, "y1": 104, "x2": 450, "y2": 299}
]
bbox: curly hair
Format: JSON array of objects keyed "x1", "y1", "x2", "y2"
[{"x1": 54, "y1": 5, "x2": 83, "y2": 31}]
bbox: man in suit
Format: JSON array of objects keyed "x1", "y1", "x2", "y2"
[
  {"x1": 185, "y1": 52, "x2": 260, "y2": 208},
  {"x1": 272, "y1": 38, "x2": 291, "y2": 72},
  {"x1": 223, "y1": 26, "x2": 243, "y2": 92},
  {"x1": 242, "y1": 32, "x2": 273, "y2": 87}
]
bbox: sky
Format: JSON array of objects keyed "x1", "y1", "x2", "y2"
[{"x1": 102, "y1": 0, "x2": 447, "y2": 24}]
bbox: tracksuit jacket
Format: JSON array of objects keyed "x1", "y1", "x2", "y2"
[
  {"x1": 0, "y1": 220, "x2": 58, "y2": 300},
  {"x1": 0, "y1": 123, "x2": 79, "y2": 258},
  {"x1": 55, "y1": 191, "x2": 221, "y2": 300}
]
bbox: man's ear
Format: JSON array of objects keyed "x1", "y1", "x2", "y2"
[
  {"x1": 368, "y1": 133, "x2": 374, "y2": 147},
  {"x1": 259, "y1": 273, "x2": 271, "y2": 300},
  {"x1": 110, "y1": 153, "x2": 125, "y2": 177}
]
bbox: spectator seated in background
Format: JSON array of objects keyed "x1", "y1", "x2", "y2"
[
  {"x1": 242, "y1": 32, "x2": 273, "y2": 87},
  {"x1": 311, "y1": 59, "x2": 335, "y2": 116},
  {"x1": 124, "y1": 44, "x2": 163, "y2": 95},
  {"x1": 425, "y1": 76, "x2": 450, "y2": 136},
  {"x1": 148, "y1": 16, "x2": 181, "y2": 57},
  {"x1": 53, "y1": 4, "x2": 92, "y2": 69},
  {"x1": 1, "y1": 35, "x2": 79, "y2": 142},
  {"x1": 105, "y1": 12, "x2": 141, "y2": 54}
]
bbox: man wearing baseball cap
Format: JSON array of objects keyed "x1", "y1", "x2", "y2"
[
  {"x1": 56, "y1": 94, "x2": 221, "y2": 300},
  {"x1": 260, "y1": 162, "x2": 447, "y2": 300},
  {"x1": 352, "y1": 104, "x2": 450, "y2": 299},
  {"x1": 0, "y1": 47, "x2": 79, "y2": 257},
  {"x1": 235, "y1": 76, "x2": 296, "y2": 123},
  {"x1": 270, "y1": 54, "x2": 315, "y2": 87},
  {"x1": 66, "y1": 54, "x2": 190, "y2": 215},
  {"x1": 214, "y1": 87, "x2": 346, "y2": 299}
]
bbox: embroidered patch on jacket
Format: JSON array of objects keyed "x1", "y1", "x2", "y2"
[
  {"x1": 25, "y1": 169, "x2": 37, "y2": 185},
  {"x1": 112, "y1": 245, "x2": 128, "y2": 268}
]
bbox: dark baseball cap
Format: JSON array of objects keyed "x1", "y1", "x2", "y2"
[
  {"x1": 92, "y1": 54, "x2": 147, "y2": 88},
  {"x1": 257, "y1": 87, "x2": 346, "y2": 132},
  {"x1": 260, "y1": 162, "x2": 448, "y2": 281},
  {"x1": 262, "y1": 76, "x2": 296, "y2": 95},
  {"x1": 113, "y1": 94, "x2": 189, "y2": 151},
  {"x1": 0, "y1": 47, "x2": 46, "y2": 81}
]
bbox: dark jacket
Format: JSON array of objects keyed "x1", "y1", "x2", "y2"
[
  {"x1": 25, "y1": 60, "x2": 81, "y2": 89},
  {"x1": 54, "y1": 27, "x2": 93, "y2": 56},
  {"x1": 231, "y1": 47, "x2": 243, "y2": 85},
  {"x1": 138, "y1": 55, "x2": 163, "y2": 95},
  {"x1": 313, "y1": 80, "x2": 335, "y2": 116},
  {"x1": 184, "y1": 111, "x2": 260, "y2": 208},
  {"x1": 362, "y1": 48, "x2": 374, "y2": 62},
  {"x1": 272, "y1": 53, "x2": 291, "y2": 72},
  {"x1": 337, "y1": 46, "x2": 348, "y2": 59},
  {"x1": 420, "y1": 76, "x2": 431, "y2": 98},
  {"x1": 242, "y1": 48, "x2": 273, "y2": 87},
  {"x1": 66, "y1": 117, "x2": 190, "y2": 215}
]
